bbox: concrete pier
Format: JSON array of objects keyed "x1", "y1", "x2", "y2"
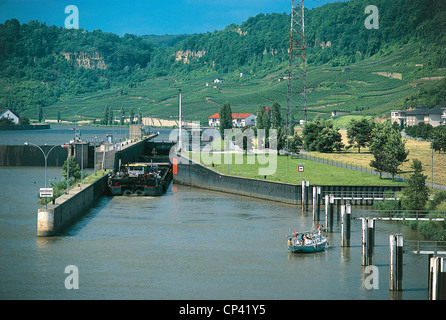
[
  {"x1": 37, "y1": 137, "x2": 156, "y2": 236},
  {"x1": 341, "y1": 204, "x2": 351, "y2": 247},
  {"x1": 329, "y1": 194, "x2": 334, "y2": 233},
  {"x1": 37, "y1": 175, "x2": 108, "y2": 236},
  {"x1": 361, "y1": 218, "x2": 375, "y2": 266},
  {"x1": 429, "y1": 256, "x2": 446, "y2": 300},
  {"x1": 389, "y1": 233, "x2": 404, "y2": 291}
]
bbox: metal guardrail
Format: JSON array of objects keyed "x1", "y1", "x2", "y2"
[
  {"x1": 404, "y1": 240, "x2": 446, "y2": 254},
  {"x1": 365, "y1": 210, "x2": 446, "y2": 221},
  {"x1": 328, "y1": 190, "x2": 400, "y2": 201}
]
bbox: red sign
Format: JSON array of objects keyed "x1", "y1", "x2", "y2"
[
  {"x1": 173, "y1": 158, "x2": 178, "y2": 175},
  {"x1": 298, "y1": 165, "x2": 304, "y2": 173}
]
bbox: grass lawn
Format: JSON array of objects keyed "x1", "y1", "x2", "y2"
[{"x1": 188, "y1": 152, "x2": 406, "y2": 186}]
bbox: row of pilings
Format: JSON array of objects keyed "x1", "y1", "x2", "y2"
[{"x1": 309, "y1": 198, "x2": 446, "y2": 300}]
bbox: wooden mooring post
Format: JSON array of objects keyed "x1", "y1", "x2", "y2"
[
  {"x1": 361, "y1": 218, "x2": 375, "y2": 265},
  {"x1": 325, "y1": 194, "x2": 329, "y2": 229},
  {"x1": 312, "y1": 186, "x2": 322, "y2": 221},
  {"x1": 389, "y1": 233, "x2": 403, "y2": 291},
  {"x1": 429, "y1": 256, "x2": 446, "y2": 300},
  {"x1": 326, "y1": 194, "x2": 334, "y2": 232},
  {"x1": 301, "y1": 180, "x2": 310, "y2": 211},
  {"x1": 341, "y1": 204, "x2": 351, "y2": 247},
  {"x1": 312, "y1": 186, "x2": 316, "y2": 221}
]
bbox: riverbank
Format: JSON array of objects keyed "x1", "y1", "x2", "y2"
[
  {"x1": 0, "y1": 124, "x2": 50, "y2": 130},
  {"x1": 173, "y1": 154, "x2": 404, "y2": 206},
  {"x1": 37, "y1": 174, "x2": 108, "y2": 236}
]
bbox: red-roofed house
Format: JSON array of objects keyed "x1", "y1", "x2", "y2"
[{"x1": 208, "y1": 113, "x2": 256, "y2": 128}]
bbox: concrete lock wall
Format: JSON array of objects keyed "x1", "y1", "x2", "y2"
[
  {"x1": 37, "y1": 174, "x2": 108, "y2": 236},
  {"x1": 114, "y1": 138, "x2": 148, "y2": 170},
  {"x1": 173, "y1": 158, "x2": 404, "y2": 205},
  {"x1": 36, "y1": 137, "x2": 156, "y2": 236},
  {"x1": 174, "y1": 160, "x2": 300, "y2": 204},
  {"x1": 0, "y1": 145, "x2": 67, "y2": 166}
]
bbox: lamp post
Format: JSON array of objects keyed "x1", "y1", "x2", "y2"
[
  {"x1": 65, "y1": 106, "x2": 86, "y2": 140},
  {"x1": 67, "y1": 151, "x2": 70, "y2": 194},
  {"x1": 431, "y1": 139, "x2": 434, "y2": 188},
  {"x1": 24, "y1": 142, "x2": 60, "y2": 208},
  {"x1": 179, "y1": 89, "x2": 182, "y2": 151},
  {"x1": 94, "y1": 136, "x2": 98, "y2": 174},
  {"x1": 81, "y1": 139, "x2": 84, "y2": 184}
]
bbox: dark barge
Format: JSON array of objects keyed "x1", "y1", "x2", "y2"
[{"x1": 108, "y1": 161, "x2": 172, "y2": 196}]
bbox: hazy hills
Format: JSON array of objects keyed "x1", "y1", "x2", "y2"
[{"x1": 0, "y1": 0, "x2": 445, "y2": 125}]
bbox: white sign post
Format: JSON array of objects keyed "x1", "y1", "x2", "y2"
[
  {"x1": 40, "y1": 188, "x2": 53, "y2": 198},
  {"x1": 298, "y1": 163, "x2": 305, "y2": 184}
]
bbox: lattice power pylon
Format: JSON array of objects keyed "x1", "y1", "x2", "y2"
[{"x1": 286, "y1": 0, "x2": 307, "y2": 136}]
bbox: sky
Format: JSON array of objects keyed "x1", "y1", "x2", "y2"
[{"x1": 0, "y1": 0, "x2": 345, "y2": 36}]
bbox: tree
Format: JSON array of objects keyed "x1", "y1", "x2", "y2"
[
  {"x1": 405, "y1": 122, "x2": 433, "y2": 140},
  {"x1": 0, "y1": 117, "x2": 14, "y2": 126},
  {"x1": 19, "y1": 115, "x2": 30, "y2": 125},
  {"x1": 108, "y1": 106, "x2": 114, "y2": 126},
  {"x1": 270, "y1": 102, "x2": 282, "y2": 129},
  {"x1": 103, "y1": 106, "x2": 109, "y2": 125},
  {"x1": 369, "y1": 150, "x2": 387, "y2": 179},
  {"x1": 369, "y1": 122, "x2": 394, "y2": 153},
  {"x1": 120, "y1": 107, "x2": 125, "y2": 125},
  {"x1": 38, "y1": 104, "x2": 43, "y2": 123},
  {"x1": 138, "y1": 108, "x2": 142, "y2": 125},
  {"x1": 383, "y1": 130, "x2": 409, "y2": 180},
  {"x1": 302, "y1": 117, "x2": 343, "y2": 152},
  {"x1": 219, "y1": 101, "x2": 232, "y2": 136},
  {"x1": 302, "y1": 117, "x2": 325, "y2": 151},
  {"x1": 256, "y1": 105, "x2": 265, "y2": 130},
  {"x1": 241, "y1": 127, "x2": 254, "y2": 155},
  {"x1": 369, "y1": 124, "x2": 408, "y2": 179},
  {"x1": 62, "y1": 158, "x2": 81, "y2": 180},
  {"x1": 129, "y1": 108, "x2": 135, "y2": 125},
  {"x1": 432, "y1": 126, "x2": 446, "y2": 153},
  {"x1": 287, "y1": 134, "x2": 302, "y2": 154},
  {"x1": 347, "y1": 118, "x2": 373, "y2": 153},
  {"x1": 402, "y1": 159, "x2": 430, "y2": 211},
  {"x1": 261, "y1": 110, "x2": 271, "y2": 144},
  {"x1": 316, "y1": 126, "x2": 344, "y2": 153}
]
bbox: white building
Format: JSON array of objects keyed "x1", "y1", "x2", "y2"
[
  {"x1": 442, "y1": 107, "x2": 446, "y2": 126},
  {"x1": 405, "y1": 105, "x2": 444, "y2": 127},
  {"x1": 391, "y1": 110, "x2": 407, "y2": 127},
  {"x1": 208, "y1": 113, "x2": 256, "y2": 128},
  {"x1": 0, "y1": 108, "x2": 19, "y2": 124}
]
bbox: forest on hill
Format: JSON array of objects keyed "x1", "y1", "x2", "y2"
[{"x1": 0, "y1": 0, "x2": 445, "y2": 120}]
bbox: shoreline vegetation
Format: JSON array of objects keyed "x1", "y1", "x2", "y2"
[{"x1": 38, "y1": 162, "x2": 107, "y2": 205}]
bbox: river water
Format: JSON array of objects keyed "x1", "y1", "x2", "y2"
[{"x1": 0, "y1": 126, "x2": 429, "y2": 300}]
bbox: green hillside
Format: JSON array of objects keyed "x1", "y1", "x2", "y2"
[{"x1": 1, "y1": 0, "x2": 445, "y2": 124}]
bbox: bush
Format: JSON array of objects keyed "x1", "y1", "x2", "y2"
[{"x1": 409, "y1": 191, "x2": 446, "y2": 241}]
